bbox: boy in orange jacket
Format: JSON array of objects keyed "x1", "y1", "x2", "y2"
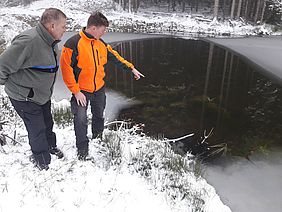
[{"x1": 60, "y1": 11, "x2": 144, "y2": 160}]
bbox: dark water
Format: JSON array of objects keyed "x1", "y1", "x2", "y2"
[{"x1": 105, "y1": 38, "x2": 282, "y2": 156}]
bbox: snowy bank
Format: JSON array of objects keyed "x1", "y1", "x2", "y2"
[
  {"x1": 0, "y1": 95, "x2": 231, "y2": 211},
  {"x1": 0, "y1": 0, "x2": 277, "y2": 47}
]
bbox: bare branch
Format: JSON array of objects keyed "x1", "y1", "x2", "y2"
[{"x1": 164, "y1": 133, "x2": 194, "y2": 143}]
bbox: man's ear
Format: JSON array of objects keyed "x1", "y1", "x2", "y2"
[{"x1": 44, "y1": 22, "x2": 53, "y2": 31}]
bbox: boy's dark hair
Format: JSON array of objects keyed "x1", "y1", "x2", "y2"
[
  {"x1": 87, "y1": 12, "x2": 109, "y2": 28},
  {"x1": 40, "y1": 8, "x2": 66, "y2": 26}
]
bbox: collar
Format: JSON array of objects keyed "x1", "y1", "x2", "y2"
[
  {"x1": 36, "y1": 22, "x2": 60, "y2": 47},
  {"x1": 80, "y1": 27, "x2": 97, "y2": 41}
]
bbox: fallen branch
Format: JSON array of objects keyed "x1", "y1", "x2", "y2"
[
  {"x1": 2, "y1": 134, "x2": 22, "y2": 146},
  {"x1": 195, "y1": 17, "x2": 212, "y2": 23},
  {"x1": 201, "y1": 128, "x2": 214, "y2": 144},
  {"x1": 164, "y1": 133, "x2": 194, "y2": 143},
  {"x1": 104, "y1": 120, "x2": 128, "y2": 127}
]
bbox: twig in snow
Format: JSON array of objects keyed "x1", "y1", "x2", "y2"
[
  {"x1": 118, "y1": 122, "x2": 124, "y2": 131},
  {"x1": 3, "y1": 134, "x2": 22, "y2": 146},
  {"x1": 104, "y1": 120, "x2": 128, "y2": 127}
]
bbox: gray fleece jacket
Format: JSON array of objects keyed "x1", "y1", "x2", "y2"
[{"x1": 0, "y1": 23, "x2": 60, "y2": 105}]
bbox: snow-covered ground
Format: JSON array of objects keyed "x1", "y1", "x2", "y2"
[
  {"x1": 205, "y1": 36, "x2": 282, "y2": 85},
  {"x1": 0, "y1": 0, "x2": 278, "y2": 47},
  {"x1": 0, "y1": 92, "x2": 231, "y2": 211}
]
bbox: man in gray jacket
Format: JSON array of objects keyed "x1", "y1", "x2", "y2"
[{"x1": 0, "y1": 8, "x2": 67, "y2": 170}]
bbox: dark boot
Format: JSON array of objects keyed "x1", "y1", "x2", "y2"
[
  {"x1": 77, "y1": 149, "x2": 94, "y2": 161},
  {"x1": 49, "y1": 147, "x2": 64, "y2": 159},
  {"x1": 92, "y1": 132, "x2": 103, "y2": 140},
  {"x1": 77, "y1": 149, "x2": 88, "y2": 160},
  {"x1": 29, "y1": 154, "x2": 49, "y2": 171}
]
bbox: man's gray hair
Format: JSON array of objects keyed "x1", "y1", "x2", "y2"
[{"x1": 40, "y1": 8, "x2": 66, "y2": 25}]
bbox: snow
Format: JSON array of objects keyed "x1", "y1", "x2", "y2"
[
  {"x1": 204, "y1": 36, "x2": 282, "y2": 85},
  {"x1": 205, "y1": 153, "x2": 282, "y2": 212},
  {"x1": 0, "y1": 137, "x2": 173, "y2": 212},
  {"x1": 0, "y1": 99, "x2": 231, "y2": 211},
  {"x1": 0, "y1": 0, "x2": 278, "y2": 46}
]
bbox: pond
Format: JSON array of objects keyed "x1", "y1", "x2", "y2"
[
  {"x1": 104, "y1": 37, "x2": 282, "y2": 212},
  {"x1": 104, "y1": 37, "x2": 282, "y2": 158}
]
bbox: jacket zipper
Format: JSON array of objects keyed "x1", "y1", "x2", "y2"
[
  {"x1": 91, "y1": 41, "x2": 97, "y2": 92},
  {"x1": 50, "y1": 47, "x2": 57, "y2": 98},
  {"x1": 96, "y1": 49, "x2": 100, "y2": 65}
]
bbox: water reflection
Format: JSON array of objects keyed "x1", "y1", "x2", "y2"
[{"x1": 105, "y1": 38, "x2": 282, "y2": 156}]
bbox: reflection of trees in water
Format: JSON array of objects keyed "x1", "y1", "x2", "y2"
[
  {"x1": 244, "y1": 78, "x2": 282, "y2": 140},
  {"x1": 105, "y1": 38, "x2": 282, "y2": 158}
]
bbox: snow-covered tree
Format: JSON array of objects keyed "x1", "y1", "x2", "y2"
[{"x1": 264, "y1": 0, "x2": 282, "y2": 24}]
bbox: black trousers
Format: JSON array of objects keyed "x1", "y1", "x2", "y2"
[
  {"x1": 10, "y1": 98, "x2": 57, "y2": 165},
  {"x1": 70, "y1": 87, "x2": 106, "y2": 151}
]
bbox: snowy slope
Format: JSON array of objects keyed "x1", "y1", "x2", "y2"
[
  {"x1": 0, "y1": 0, "x2": 276, "y2": 47},
  {"x1": 0, "y1": 97, "x2": 231, "y2": 211}
]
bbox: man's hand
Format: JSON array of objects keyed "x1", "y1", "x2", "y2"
[
  {"x1": 74, "y1": 91, "x2": 87, "y2": 106},
  {"x1": 132, "y1": 68, "x2": 145, "y2": 80}
]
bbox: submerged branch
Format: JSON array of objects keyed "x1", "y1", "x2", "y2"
[{"x1": 164, "y1": 133, "x2": 194, "y2": 143}]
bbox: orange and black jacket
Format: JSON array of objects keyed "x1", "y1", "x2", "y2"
[{"x1": 60, "y1": 30, "x2": 134, "y2": 94}]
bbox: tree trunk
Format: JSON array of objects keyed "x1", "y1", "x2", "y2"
[
  {"x1": 222, "y1": 0, "x2": 226, "y2": 20},
  {"x1": 244, "y1": 0, "x2": 249, "y2": 21},
  {"x1": 214, "y1": 0, "x2": 220, "y2": 19},
  {"x1": 168, "y1": 0, "x2": 170, "y2": 12},
  {"x1": 237, "y1": 0, "x2": 243, "y2": 18},
  {"x1": 132, "y1": 0, "x2": 140, "y2": 12},
  {"x1": 123, "y1": 0, "x2": 126, "y2": 11},
  {"x1": 134, "y1": 0, "x2": 137, "y2": 12},
  {"x1": 172, "y1": 0, "x2": 176, "y2": 11},
  {"x1": 254, "y1": 0, "x2": 261, "y2": 24},
  {"x1": 128, "y1": 0, "x2": 131, "y2": 13},
  {"x1": 230, "y1": 0, "x2": 236, "y2": 19},
  {"x1": 195, "y1": 0, "x2": 199, "y2": 12},
  {"x1": 250, "y1": 0, "x2": 256, "y2": 21},
  {"x1": 260, "y1": 0, "x2": 266, "y2": 23}
]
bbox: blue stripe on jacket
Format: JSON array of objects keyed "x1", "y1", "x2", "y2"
[{"x1": 30, "y1": 65, "x2": 59, "y2": 73}]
